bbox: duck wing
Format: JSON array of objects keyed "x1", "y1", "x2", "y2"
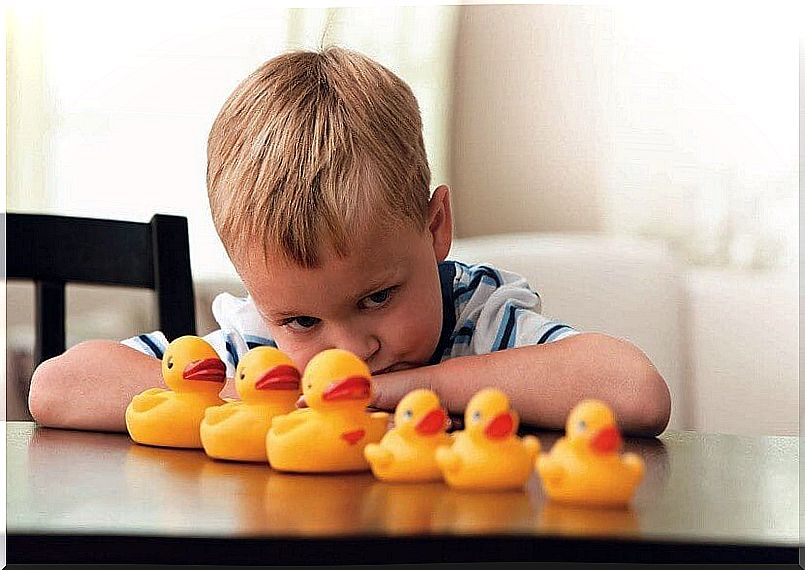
[
  {"x1": 435, "y1": 446, "x2": 462, "y2": 474},
  {"x1": 368, "y1": 411, "x2": 391, "y2": 439},
  {"x1": 364, "y1": 443, "x2": 394, "y2": 467},
  {"x1": 203, "y1": 401, "x2": 240, "y2": 426},
  {"x1": 523, "y1": 435, "x2": 541, "y2": 461},
  {"x1": 621, "y1": 452, "x2": 645, "y2": 480},
  {"x1": 129, "y1": 389, "x2": 170, "y2": 413},
  {"x1": 269, "y1": 410, "x2": 308, "y2": 435},
  {"x1": 536, "y1": 454, "x2": 566, "y2": 483}
]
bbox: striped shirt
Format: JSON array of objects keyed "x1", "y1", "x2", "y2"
[{"x1": 121, "y1": 260, "x2": 578, "y2": 375}]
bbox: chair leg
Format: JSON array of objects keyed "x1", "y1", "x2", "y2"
[
  {"x1": 150, "y1": 215, "x2": 196, "y2": 339},
  {"x1": 34, "y1": 280, "x2": 65, "y2": 366}
]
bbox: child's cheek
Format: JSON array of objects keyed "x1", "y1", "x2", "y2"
[
  {"x1": 268, "y1": 332, "x2": 319, "y2": 371},
  {"x1": 381, "y1": 307, "x2": 433, "y2": 359}
]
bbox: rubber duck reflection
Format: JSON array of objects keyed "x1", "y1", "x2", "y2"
[
  {"x1": 123, "y1": 443, "x2": 210, "y2": 530},
  {"x1": 362, "y1": 481, "x2": 450, "y2": 533},
  {"x1": 430, "y1": 486, "x2": 541, "y2": 533},
  {"x1": 198, "y1": 459, "x2": 273, "y2": 532},
  {"x1": 263, "y1": 472, "x2": 376, "y2": 533},
  {"x1": 538, "y1": 501, "x2": 640, "y2": 536}
]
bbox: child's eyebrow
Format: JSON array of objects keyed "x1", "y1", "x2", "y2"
[
  {"x1": 269, "y1": 309, "x2": 305, "y2": 320},
  {"x1": 258, "y1": 302, "x2": 309, "y2": 321},
  {"x1": 353, "y1": 270, "x2": 402, "y2": 302}
]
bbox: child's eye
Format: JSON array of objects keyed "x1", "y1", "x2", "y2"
[
  {"x1": 361, "y1": 287, "x2": 395, "y2": 310},
  {"x1": 283, "y1": 316, "x2": 320, "y2": 332}
]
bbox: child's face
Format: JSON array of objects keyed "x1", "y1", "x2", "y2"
[{"x1": 234, "y1": 187, "x2": 453, "y2": 376}]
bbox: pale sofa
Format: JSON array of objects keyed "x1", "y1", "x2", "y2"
[{"x1": 448, "y1": 233, "x2": 797, "y2": 435}]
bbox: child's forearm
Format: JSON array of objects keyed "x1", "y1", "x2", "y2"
[
  {"x1": 372, "y1": 333, "x2": 671, "y2": 436},
  {"x1": 28, "y1": 340, "x2": 237, "y2": 432}
]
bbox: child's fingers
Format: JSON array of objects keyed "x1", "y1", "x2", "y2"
[{"x1": 370, "y1": 370, "x2": 432, "y2": 411}]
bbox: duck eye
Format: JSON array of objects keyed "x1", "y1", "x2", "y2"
[
  {"x1": 577, "y1": 420, "x2": 587, "y2": 431},
  {"x1": 472, "y1": 411, "x2": 482, "y2": 422},
  {"x1": 166, "y1": 357, "x2": 173, "y2": 370},
  {"x1": 239, "y1": 371, "x2": 246, "y2": 380},
  {"x1": 403, "y1": 409, "x2": 413, "y2": 419}
]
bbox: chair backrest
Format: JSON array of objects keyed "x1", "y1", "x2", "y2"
[{"x1": 5, "y1": 213, "x2": 197, "y2": 365}]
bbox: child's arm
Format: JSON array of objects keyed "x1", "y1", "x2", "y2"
[
  {"x1": 371, "y1": 332, "x2": 671, "y2": 437},
  {"x1": 28, "y1": 340, "x2": 237, "y2": 432}
]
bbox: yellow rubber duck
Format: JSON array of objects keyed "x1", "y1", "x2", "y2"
[
  {"x1": 435, "y1": 388, "x2": 539, "y2": 491},
  {"x1": 200, "y1": 346, "x2": 300, "y2": 462},
  {"x1": 266, "y1": 348, "x2": 389, "y2": 472},
  {"x1": 126, "y1": 335, "x2": 226, "y2": 448},
  {"x1": 364, "y1": 389, "x2": 452, "y2": 482},
  {"x1": 536, "y1": 399, "x2": 645, "y2": 506}
]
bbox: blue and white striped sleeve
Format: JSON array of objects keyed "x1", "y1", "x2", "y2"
[
  {"x1": 120, "y1": 328, "x2": 237, "y2": 377},
  {"x1": 459, "y1": 265, "x2": 578, "y2": 355},
  {"x1": 121, "y1": 331, "x2": 170, "y2": 360}
]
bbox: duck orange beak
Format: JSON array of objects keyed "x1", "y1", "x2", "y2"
[
  {"x1": 183, "y1": 358, "x2": 226, "y2": 383},
  {"x1": 485, "y1": 412, "x2": 514, "y2": 439},
  {"x1": 590, "y1": 425, "x2": 622, "y2": 454},
  {"x1": 322, "y1": 376, "x2": 371, "y2": 401},
  {"x1": 415, "y1": 408, "x2": 447, "y2": 435},
  {"x1": 255, "y1": 364, "x2": 301, "y2": 391}
]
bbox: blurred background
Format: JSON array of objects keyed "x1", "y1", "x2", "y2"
[{"x1": 5, "y1": 2, "x2": 800, "y2": 435}]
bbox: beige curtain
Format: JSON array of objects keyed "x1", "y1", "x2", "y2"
[{"x1": 6, "y1": 4, "x2": 459, "y2": 277}]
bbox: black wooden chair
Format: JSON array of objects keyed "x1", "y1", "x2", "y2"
[{"x1": 5, "y1": 213, "x2": 197, "y2": 367}]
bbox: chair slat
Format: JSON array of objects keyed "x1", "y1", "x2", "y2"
[{"x1": 7, "y1": 214, "x2": 154, "y2": 287}]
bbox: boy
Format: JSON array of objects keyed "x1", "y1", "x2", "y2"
[{"x1": 28, "y1": 47, "x2": 670, "y2": 436}]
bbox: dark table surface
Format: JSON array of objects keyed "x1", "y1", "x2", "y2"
[{"x1": 5, "y1": 421, "x2": 800, "y2": 564}]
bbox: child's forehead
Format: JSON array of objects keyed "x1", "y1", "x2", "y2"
[
  {"x1": 268, "y1": 236, "x2": 411, "y2": 280},
  {"x1": 238, "y1": 220, "x2": 428, "y2": 298},
  {"x1": 264, "y1": 217, "x2": 422, "y2": 269}
]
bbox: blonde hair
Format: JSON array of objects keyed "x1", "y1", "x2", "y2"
[{"x1": 207, "y1": 47, "x2": 431, "y2": 268}]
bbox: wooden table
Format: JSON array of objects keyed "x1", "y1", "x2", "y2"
[{"x1": 5, "y1": 421, "x2": 800, "y2": 564}]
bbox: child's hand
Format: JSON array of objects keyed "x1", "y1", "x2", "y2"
[{"x1": 369, "y1": 368, "x2": 434, "y2": 413}]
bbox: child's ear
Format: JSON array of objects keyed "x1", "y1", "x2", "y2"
[{"x1": 427, "y1": 185, "x2": 453, "y2": 262}]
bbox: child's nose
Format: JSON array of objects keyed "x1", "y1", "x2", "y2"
[{"x1": 330, "y1": 329, "x2": 380, "y2": 363}]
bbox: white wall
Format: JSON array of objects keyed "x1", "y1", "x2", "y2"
[
  {"x1": 448, "y1": 4, "x2": 798, "y2": 273},
  {"x1": 449, "y1": 5, "x2": 607, "y2": 236}
]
